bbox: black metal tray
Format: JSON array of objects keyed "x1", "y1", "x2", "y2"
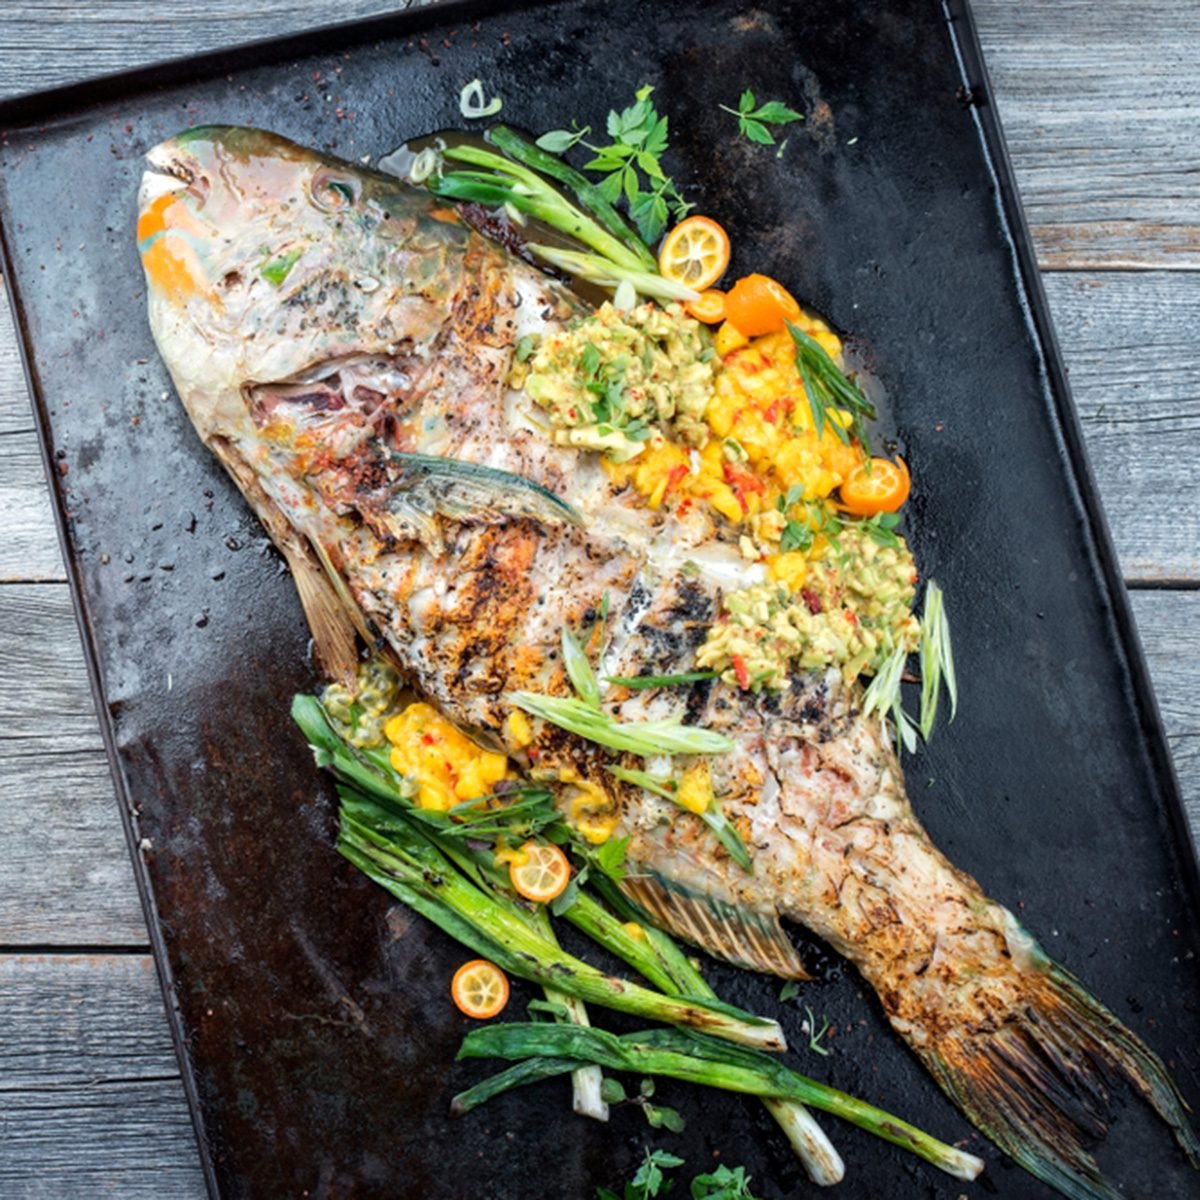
[{"x1": 2, "y1": 2, "x2": 1197, "y2": 1196}]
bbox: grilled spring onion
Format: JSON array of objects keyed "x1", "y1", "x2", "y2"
[
  {"x1": 605, "y1": 671, "x2": 717, "y2": 689},
  {"x1": 298, "y1": 694, "x2": 847, "y2": 1182},
  {"x1": 508, "y1": 692, "x2": 734, "y2": 757},
  {"x1": 293, "y1": 696, "x2": 781, "y2": 1049},
  {"x1": 487, "y1": 125, "x2": 656, "y2": 272},
  {"x1": 457, "y1": 1024, "x2": 984, "y2": 1183},
  {"x1": 918, "y1": 579, "x2": 957, "y2": 739},
  {"x1": 524, "y1": 245, "x2": 698, "y2": 305},
  {"x1": 560, "y1": 626, "x2": 602, "y2": 710},
  {"x1": 412, "y1": 139, "x2": 694, "y2": 303},
  {"x1": 606, "y1": 765, "x2": 752, "y2": 873},
  {"x1": 567, "y1": 880, "x2": 844, "y2": 1186},
  {"x1": 786, "y1": 322, "x2": 877, "y2": 452},
  {"x1": 861, "y1": 578, "x2": 957, "y2": 754}
]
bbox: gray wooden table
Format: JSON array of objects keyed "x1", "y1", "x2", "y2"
[{"x1": 1, "y1": 2, "x2": 1197, "y2": 1195}]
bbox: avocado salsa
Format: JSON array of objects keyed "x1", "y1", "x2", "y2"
[{"x1": 519, "y1": 300, "x2": 715, "y2": 461}]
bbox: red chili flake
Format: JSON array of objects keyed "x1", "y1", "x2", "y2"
[
  {"x1": 421, "y1": 732, "x2": 436, "y2": 745},
  {"x1": 675, "y1": 498, "x2": 694, "y2": 518},
  {"x1": 665, "y1": 463, "x2": 690, "y2": 494},
  {"x1": 801, "y1": 589, "x2": 823, "y2": 614},
  {"x1": 763, "y1": 401, "x2": 780, "y2": 424},
  {"x1": 731, "y1": 654, "x2": 750, "y2": 690},
  {"x1": 844, "y1": 609, "x2": 858, "y2": 626},
  {"x1": 527, "y1": 746, "x2": 540, "y2": 761}
]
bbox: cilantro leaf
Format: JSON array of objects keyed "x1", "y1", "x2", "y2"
[
  {"x1": 596, "y1": 833, "x2": 630, "y2": 881},
  {"x1": 721, "y1": 93, "x2": 805, "y2": 147}
]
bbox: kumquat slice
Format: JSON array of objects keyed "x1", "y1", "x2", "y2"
[
  {"x1": 451, "y1": 959, "x2": 510, "y2": 1019},
  {"x1": 509, "y1": 840, "x2": 572, "y2": 903},
  {"x1": 658, "y1": 216, "x2": 731, "y2": 291},
  {"x1": 838, "y1": 456, "x2": 911, "y2": 516},
  {"x1": 685, "y1": 288, "x2": 727, "y2": 324}
]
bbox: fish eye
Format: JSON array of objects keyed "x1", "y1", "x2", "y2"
[{"x1": 310, "y1": 168, "x2": 360, "y2": 212}]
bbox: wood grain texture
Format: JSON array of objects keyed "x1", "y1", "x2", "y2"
[
  {"x1": 971, "y1": 0, "x2": 1200, "y2": 270},
  {"x1": 0, "y1": 955, "x2": 205, "y2": 1199},
  {"x1": 0, "y1": 583, "x2": 146, "y2": 943},
  {"x1": 1043, "y1": 272, "x2": 1200, "y2": 583}
]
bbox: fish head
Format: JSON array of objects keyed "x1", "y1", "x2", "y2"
[{"x1": 138, "y1": 125, "x2": 474, "y2": 439}]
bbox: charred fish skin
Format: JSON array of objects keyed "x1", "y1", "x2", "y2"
[{"x1": 138, "y1": 126, "x2": 1199, "y2": 1200}]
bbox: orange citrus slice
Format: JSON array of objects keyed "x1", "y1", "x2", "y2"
[
  {"x1": 838, "y1": 457, "x2": 911, "y2": 516},
  {"x1": 723, "y1": 274, "x2": 802, "y2": 337},
  {"x1": 509, "y1": 840, "x2": 572, "y2": 903},
  {"x1": 685, "y1": 288, "x2": 727, "y2": 324},
  {"x1": 450, "y1": 959, "x2": 510, "y2": 1019},
  {"x1": 658, "y1": 216, "x2": 731, "y2": 291}
]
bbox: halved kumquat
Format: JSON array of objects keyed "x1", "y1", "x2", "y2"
[
  {"x1": 838, "y1": 456, "x2": 911, "y2": 516},
  {"x1": 723, "y1": 273, "x2": 802, "y2": 337},
  {"x1": 658, "y1": 216, "x2": 731, "y2": 291},
  {"x1": 451, "y1": 959, "x2": 510, "y2": 1019},
  {"x1": 685, "y1": 288, "x2": 727, "y2": 324},
  {"x1": 509, "y1": 840, "x2": 572, "y2": 903}
]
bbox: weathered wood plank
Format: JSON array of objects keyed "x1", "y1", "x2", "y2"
[
  {"x1": 0, "y1": 583, "x2": 146, "y2": 944},
  {"x1": 0, "y1": 954, "x2": 176, "y2": 1085},
  {"x1": 0, "y1": 954, "x2": 205, "y2": 1199},
  {"x1": 0, "y1": 1, "x2": 411, "y2": 97},
  {"x1": 972, "y1": 0, "x2": 1200, "y2": 270},
  {"x1": 1042, "y1": 272, "x2": 1200, "y2": 584},
  {"x1": 1130, "y1": 590, "x2": 1200, "y2": 838}
]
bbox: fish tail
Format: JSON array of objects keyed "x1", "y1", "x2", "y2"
[{"x1": 918, "y1": 950, "x2": 1199, "y2": 1200}]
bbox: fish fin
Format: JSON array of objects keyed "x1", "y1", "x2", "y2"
[
  {"x1": 286, "y1": 546, "x2": 359, "y2": 686},
  {"x1": 619, "y1": 871, "x2": 810, "y2": 980},
  {"x1": 919, "y1": 952, "x2": 1200, "y2": 1200},
  {"x1": 208, "y1": 434, "x2": 363, "y2": 684}
]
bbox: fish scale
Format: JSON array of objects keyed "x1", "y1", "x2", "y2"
[{"x1": 139, "y1": 124, "x2": 1199, "y2": 1200}]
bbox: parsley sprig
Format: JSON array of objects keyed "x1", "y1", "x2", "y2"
[
  {"x1": 720, "y1": 89, "x2": 804, "y2": 145},
  {"x1": 537, "y1": 85, "x2": 693, "y2": 243}
]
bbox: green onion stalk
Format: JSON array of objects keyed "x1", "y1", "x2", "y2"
[
  {"x1": 294, "y1": 696, "x2": 783, "y2": 1050},
  {"x1": 457, "y1": 1024, "x2": 984, "y2": 1184},
  {"x1": 412, "y1": 140, "x2": 694, "y2": 304},
  {"x1": 571, "y1": 879, "x2": 843, "y2": 1186}
]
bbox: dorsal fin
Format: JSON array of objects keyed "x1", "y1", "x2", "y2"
[{"x1": 620, "y1": 871, "x2": 810, "y2": 980}]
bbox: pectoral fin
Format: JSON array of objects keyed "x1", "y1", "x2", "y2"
[
  {"x1": 209, "y1": 434, "x2": 362, "y2": 685},
  {"x1": 620, "y1": 871, "x2": 810, "y2": 980}
]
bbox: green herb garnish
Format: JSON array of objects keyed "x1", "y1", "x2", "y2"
[
  {"x1": 804, "y1": 1006, "x2": 831, "y2": 1057},
  {"x1": 604, "y1": 671, "x2": 717, "y2": 689},
  {"x1": 721, "y1": 89, "x2": 805, "y2": 146},
  {"x1": 508, "y1": 692, "x2": 734, "y2": 757},
  {"x1": 787, "y1": 322, "x2": 876, "y2": 452},
  {"x1": 539, "y1": 85, "x2": 693, "y2": 244},
  {"x1": 260, "y1": 247, "x2": 302, "y2": 286},
  {"x1": 858, "y1": 511, "x2": 903, "y2": 549}
]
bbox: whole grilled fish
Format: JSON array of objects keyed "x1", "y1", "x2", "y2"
[{"x1": 138, "y1": 126, "x2": 1197, "y2": 1199}]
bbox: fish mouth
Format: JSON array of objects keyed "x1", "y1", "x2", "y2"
[
  {"x1": 145, "y1": 139, "x2": 197, "y2": 186},
  {"x1": 140, "y1": 139, "x2": 211, "y2": 218}
]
